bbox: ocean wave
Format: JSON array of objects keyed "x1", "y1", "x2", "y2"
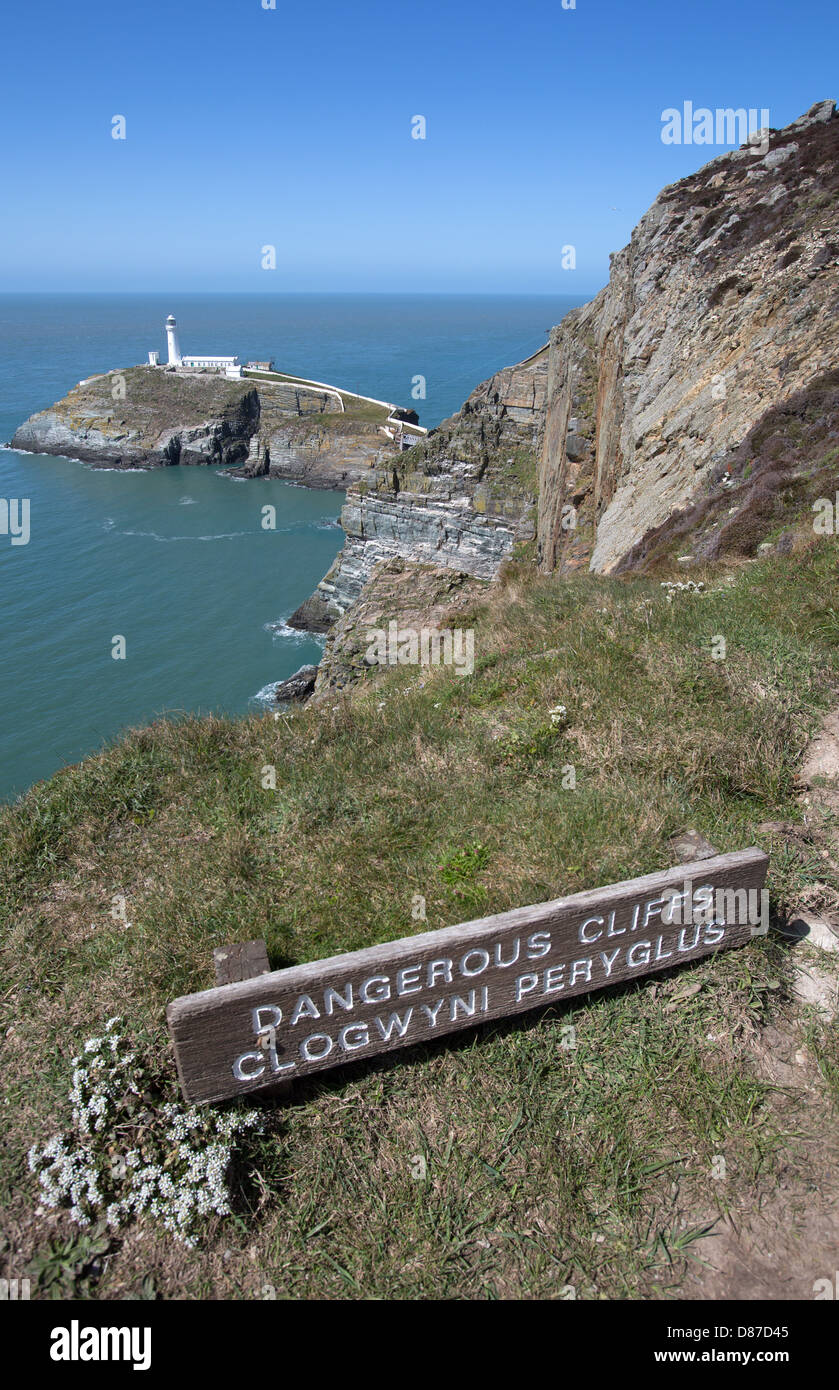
[
  {"x1": 264, "y1": 619, "x2": 326, "y2": 646},
  {"x1": 117, "y1": 529, "x2": 253, "y2": 542},
  {"x1": 250, "y1": 681, "x2": 281, "y2": 706}
]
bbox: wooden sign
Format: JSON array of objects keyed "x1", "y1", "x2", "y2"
[{"x1": 167, "y1": 847, "x2": 768, "y2": 1104}]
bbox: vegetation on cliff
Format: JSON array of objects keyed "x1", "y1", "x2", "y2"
[{"x1": 3, "y1": 538, "x2": 838, "y2": 1297}]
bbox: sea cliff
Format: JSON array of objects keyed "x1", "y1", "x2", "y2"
[
  {"x1": 294, "y1": 100, "x2": 839, "y2": 693},
  {"x1": 538, "y1": 99, "x2": 839, "y2": 574},
  {"x1": 14, "y1": 100, "x2": 839, "y2": 699},
  {"x1": 288, "y1": 351, "x2": 547, "y2": 632},
  {"x1": 11, "y1": 368, "x2": 403, "y2": 490}
]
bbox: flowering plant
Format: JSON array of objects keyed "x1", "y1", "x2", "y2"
[
  {"x1": 28, "y1": 1018, "x2": 263, "y2": 1247},
  {"x1": 660, "y1": 579, "x2": 706, "y2": 602}
]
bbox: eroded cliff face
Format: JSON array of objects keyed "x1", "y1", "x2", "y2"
[
  {"x1": 312, "y1": 558, "x2": 487, "y2": 694},
  {"x1": 240, "y1": 382, "x2": 393, "y2": 488},
  {"x1": 538, "y1": 99, "x2": 839, "y2": 574},
  {"x1": 289, "y1": 351, "x2": 547, "y2": 630},
  {"x1": 11, "y1": 368, "x2": 261, "y2": 469}
]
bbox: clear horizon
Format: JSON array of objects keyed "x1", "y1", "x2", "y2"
[{"x1": 1, "y1": 0, "x2": 836, "y2": 294}]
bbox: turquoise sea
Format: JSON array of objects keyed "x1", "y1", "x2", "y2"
[{"x1": 0, "y1": 293, "x2": 587, "y2": 802}]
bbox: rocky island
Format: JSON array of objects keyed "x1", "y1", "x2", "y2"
[{"x1": 11, "y1": 365, "x2": 422, "y2": 492}]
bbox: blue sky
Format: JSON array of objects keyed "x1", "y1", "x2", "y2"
[{"x1": 1, "y1": 0, "x2": 836, "y2": 294}]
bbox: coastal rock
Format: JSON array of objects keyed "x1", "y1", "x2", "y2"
[
  {"x1": 290, "y1": 349, "x2": 546, "y2": 630},
  {"x1": 11, "y1": 367, "x2": 400, "y2": 489},
  {"x1": 537, "y1": 99, "x2": 839, "y2": 574},
  {"x1": 273, "y1": 664, "x2": 318, "y2": 702},
  {"x1": 11, "y1": 369, "x2": 260, "y2": 470},
  {"x1": 312, "y1": 558, "x2": 487, "y2": 695},
  {"x1": 261, "y1": 417, "x2": 394, "y2": 490}
]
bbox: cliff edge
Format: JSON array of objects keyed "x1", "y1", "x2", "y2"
[
  {"x1": 538, "y1": 99, "x2": 839, "y2": 574},
  {"x1": 288, "y1": 349, "x2": 547, "y2": 632},
  {"x1": 293, "y1": 99, "x2": 839, "y2": 696}
]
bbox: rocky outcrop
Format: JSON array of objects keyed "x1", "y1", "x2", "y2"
[
  {"x1": 538, "y1": 99, "x2": 839, "y2": 574},
  {"x1": 273, "y1": 664, "x2": 319, "y2": 702},
  {"x1": 12, "y1": 367, "x2": 400, "y2": 488},
  {"x1": 290, "y1": 349, "x2": 547, "y2": 629},
  {"x1": 312, "y1": 557, "x2": 487, "y2": 694},
  {"x1": 254, "y1": 415, "x2": 395, "y2": 490},
  {"x1": 12, "y1": 368, "x2": 261, "y2": 470}
]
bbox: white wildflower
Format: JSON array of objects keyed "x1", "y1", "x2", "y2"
[
  {"x1": 28, "y1": 1017, "x2": 263, "y2": 1247},
  {"x1": 660, "y1": 579, "x2": 706, "y2": 603}
]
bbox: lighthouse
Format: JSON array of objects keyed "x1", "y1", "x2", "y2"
[
  {"x1": 165, "y1": 314, "x2": 182, "y2": 366},
  {"x1": 150, "y1": 313, "x2": 242, "y2": 377}
]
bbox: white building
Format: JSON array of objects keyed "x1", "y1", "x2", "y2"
[
  {"x1": 150, "y1": 315, "x2": 242, "y2": 378},
  {"x1": 181, "y1": 354, "x2": 241, "y2": 376}
]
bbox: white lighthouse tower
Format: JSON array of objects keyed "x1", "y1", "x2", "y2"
[{"x1": 165, "y1": 314, "x2": 182, "y2": 367}]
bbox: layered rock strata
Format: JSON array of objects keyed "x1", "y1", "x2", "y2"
[
  {"x1": 289, "y1": 350, "x2": 547, "y2": 630},
  {"x1": 537, "y1": 99, "x2": 839, "y2": 574}
]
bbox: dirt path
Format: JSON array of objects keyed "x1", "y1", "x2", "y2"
[{"x1": 685, "y1": 709, "x2": 839, "y2": 1300}]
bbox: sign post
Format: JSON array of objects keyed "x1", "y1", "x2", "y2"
[{"x1": 168, "y1": 847, "x2": 769, "y2": 1105}]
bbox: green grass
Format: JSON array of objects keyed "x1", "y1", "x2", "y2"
[{"x1": 2, "y1": 541, "x2": 839, "y2": 1297}]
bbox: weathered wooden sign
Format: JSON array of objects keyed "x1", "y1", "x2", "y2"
[{"x1": 167, "y1": 847, "x2": 768, "y2": 1104}]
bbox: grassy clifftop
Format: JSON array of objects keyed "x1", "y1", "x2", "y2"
[
  {"x1": 43, "y1": 367, "x2": 255, "y2": 435},
  {"x1": 2, "y1": 540, "x2": 839, "y2": 1297}
]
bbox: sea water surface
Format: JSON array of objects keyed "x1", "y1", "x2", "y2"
[{"x1": 0, "y1": 293, "x2": 587, "y2": 802}]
